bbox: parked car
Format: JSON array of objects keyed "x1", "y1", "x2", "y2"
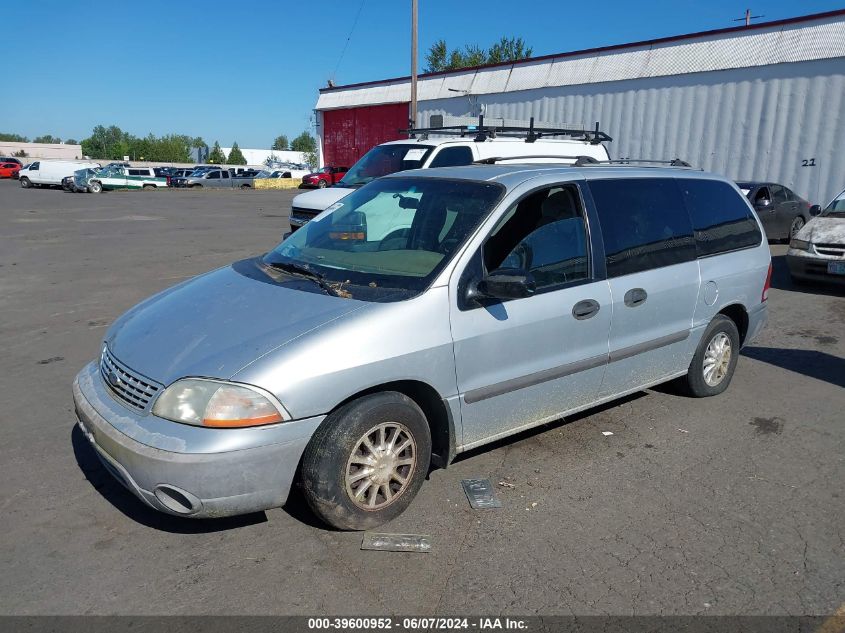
[
  {"x1": 72, "y1": 162, "x2": 770, "y2": 529},
  {"x1": 65, "y1": 168, "x2": 100, "y2": 193},
  {"x1": 787, "y1": 188, "x2": 845, "y2": 285},
  {"x1": 737, "y1": 181, "x2": 814, "y2": 241},
  {"x1": 18, "y1": 160, "x2": 101, "y2": 188},
  {"x1": 0, "y1": 162, "x2": 21, "y2": 178},
  {"x1": 300, "y1": 166, "x2": 349, "y2": 189},
  {"x1": 87, "y1": 166, "x2": 168, "y2": 192},
  {"x1": 173, "y1": 168, "x2": 252, "y2": 189},
  {"x1": 288, "y1": 127, "x2": 611, "y2": 232}
]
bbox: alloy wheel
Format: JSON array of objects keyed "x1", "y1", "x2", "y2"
[
  {"x1": 703, "y1": 332, "x2": 732, "y2": 387},
  {"x1": 345, "y1": 422, "x2": 416, "y2": 511}
]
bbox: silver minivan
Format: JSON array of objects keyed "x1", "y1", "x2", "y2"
[{"x1": 73, "y1": 163, "x2": 771, "y2": 529}]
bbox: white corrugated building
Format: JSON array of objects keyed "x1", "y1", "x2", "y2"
[{"x1": 315, "y1": 9, "x2": 845, "y2": 204}]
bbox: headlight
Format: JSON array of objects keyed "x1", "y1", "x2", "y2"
[
  {"x1": 789, "y1": 238, "x2": 811, "y2": 251},
  {"x1": 152, "y1": 378, "x2": 289, "y2": 428}
]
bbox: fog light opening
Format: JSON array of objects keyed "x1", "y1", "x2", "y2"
[{"x1": 154, "y1": 485, "x2": 200, "y2": 515}]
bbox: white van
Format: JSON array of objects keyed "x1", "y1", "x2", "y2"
[
  {"x1": 288, "y1": 122, "x2": 612, "y2": 232},
  {"x1": 19, "y1": 160, "x2": 102, "y2": 189}
]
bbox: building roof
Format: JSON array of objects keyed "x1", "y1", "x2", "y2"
[{"x1": 316, "y1": 9, "x2": 845, "y2": 111}]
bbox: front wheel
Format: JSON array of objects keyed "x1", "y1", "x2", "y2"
[
  {"x1": 681, "y1": 315, "x2": 740, "y2": 397},
  {"x1": 301, "y1": 392, "x2": 431, "y2": 530},
  {"x1": 20, "y1": 177, "x2": 31, "y2": 189},
  {"x1": 89, "y1": 181, "x2": 102, "y2": 193},
  {"x1": 317, "y1": 179, "x2": 328, "y2": 188}
]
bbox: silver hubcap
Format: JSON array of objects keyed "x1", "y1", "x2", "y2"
[
  {"x1": 345, "y1": 422, "x2": 416, "y2": 511},
  {"x1": 703, "y1": 332, "x2": 732, "y2": 386}
]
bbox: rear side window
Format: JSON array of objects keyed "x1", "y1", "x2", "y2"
[
  {"x1": 128, "y1": 169, "x2": 148, "y2": 176},
  {"x1": 678, "y1": 179, "x2": 763, "y2": 256},
  {"x1": 428, "y1": 146, "x2": 474, "y2": 168},
  {"x1": 589, "y1": 178, "x2": 696, "y2": 277}
]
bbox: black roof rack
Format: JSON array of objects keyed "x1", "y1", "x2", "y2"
[
  {"x1": 473, "y1": 155, "x2": 695, "y2": 168},
  {"x1": 576, "y1": 157, "x2": 694, "y2": 168},
  {"x1": 401, "y1": 116, "x2": 612, "y2": 145}
]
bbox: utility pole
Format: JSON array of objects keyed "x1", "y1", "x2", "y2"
[
  {"x1": 733, "y1": 8, "x2": 764, "y2": 26},
  {"x1": 410, "y1": 0, "x2": 418, "y2": 130}
]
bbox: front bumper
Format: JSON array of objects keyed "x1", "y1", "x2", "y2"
[
  {"x1": 786, "y1": 250, "x2": 845, "y2": 285},
  {"x1": 72, "y1": 362, "x2": 323, "y2": 518}
]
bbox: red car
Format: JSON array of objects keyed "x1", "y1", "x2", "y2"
[
  {"x1": 0, "y1": 162, "x2": 21, "y2": 179},
  {"x1": 301, "y1": 165, "x2": 348, "y2": 188}
]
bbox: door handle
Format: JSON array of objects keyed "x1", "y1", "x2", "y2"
[
  {"x1": 572, "y1": 299, "x2": 601, "y2": 320},
  {"x1": 624, "y1": 288, "x2": 648, "y2": 307}
]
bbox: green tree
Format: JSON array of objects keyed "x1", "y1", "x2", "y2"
[
  {"x1": 227, "y1": 142, "x2": 247, "y2": 165},
  {"x1": 33, "y1": 134, "x2": 61, "y2": 144},
  {"x1": 0, "y1": 132, "x2": 29, "y2": 142},
  {"x1": 291, "y1": 131, "x2": 316, "y2": 153},
  {"x1": 272, "y1": 135, "x2": 289, "y2": 151},
  {"x1": 304, "y1": 150, "x2": 319, "y2": 170},
  {"x1": 207, "y1": 141, "x2": 226, "y2": 164},
  {"x1": 424, "y1": 36, "x2": 534, "y2": 72},
  {"x1": 13, "y1": 149, "x2": 28, "y2": 157},
  {"x1": 65, "y1": 138, "x2": 78, "y2": 145}
]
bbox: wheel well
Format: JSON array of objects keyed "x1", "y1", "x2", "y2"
[
  {"x1": 718, "y1": 304, "x2": 749, "y2": 345},
  {"x1": 335, "y1": 381, "x2": 454, "y2": 469}
]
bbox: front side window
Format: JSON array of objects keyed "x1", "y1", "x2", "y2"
[
  {"x1": 207, "y1": 171, "x2": 220, "y2": 179},
  {"x1": 264, "y1": 177, "x2": 504, "y2": 301},
  {"x1": 589, "y1": 178, "x2": 696, "y2": 277},
  {"x1": 338, "y1": 144, "x2": 434, "y2": 187},
  {"x1": 30, "y1": 162, "x2": 40, "y2": 171},
  {"x1": 753, "y1": 187, "x2": 771, "y2": 205},
  {"x1": 428, "y1": 146, "x2": 474, "y2": 169},
  {"x1": 484, "y1": 185, "x2": 589, "y2": 291},
  {"x1": 678, "y1": 179, "x2": 762, "y2": 256}
]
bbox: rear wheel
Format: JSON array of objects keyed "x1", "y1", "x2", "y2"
[
  {"x1": 301, "y1": 392, "x2": 431, "y2": 530},
  {"x1": 240, "y1": 183, "x2": 251, "y2": 189},
  {"x1": 142, "y1": 184, "x2": 155, "y2": 190},
  {"x1": 20, "y1": 177, "x2": 31, "y2": 189},
  {"x1": 681, "y1": 315, "x2": 740, "y2": 397}
]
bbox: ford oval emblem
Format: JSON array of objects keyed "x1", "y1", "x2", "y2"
[{"x1": 107, "y1": 370, "x2": 120, "y2": 387}]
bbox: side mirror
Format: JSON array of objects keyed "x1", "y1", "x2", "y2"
[
  {"x1": 472, "y1": 268, "x2": 536, "y2": 301},
  {"x1": 282, "y1": 231, "x2": 292, "y2": 240},
  {"x1": 809, "y1": 204, "x2": 822, "y2": 217}
]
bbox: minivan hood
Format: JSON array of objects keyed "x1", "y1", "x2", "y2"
[
  {"x1": 105, "y1": 261, "x2": 367, "y2": 386},
  {"x1": 292, "y1": 186, "x2": 353, "y2": 211},
  {"x1": 796, "y1": 216, "x2": 845, "y2": 244}
]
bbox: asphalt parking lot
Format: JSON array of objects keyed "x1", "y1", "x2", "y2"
[{"x1": 1, "y1": 179, "x2": 842, "y2": 616}]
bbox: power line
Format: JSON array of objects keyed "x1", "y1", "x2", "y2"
[{"x1": 332, "y1": 0, "x2": 366, "y2": 82}]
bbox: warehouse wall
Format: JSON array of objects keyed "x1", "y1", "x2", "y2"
[{"x1": 418, "y1": 58, "x2": 845, "y2": 205}]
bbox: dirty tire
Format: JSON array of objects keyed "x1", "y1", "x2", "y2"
[
  {"x1": 20, "y1": 177, "x2": 31, "y2": 189},
  {"x1": 300, "y1": 391, "x2": 431, "y2": 530},
  {"x1": 240, "y1": 183, "x2": 251, "y2": 189},
  {"x1": 142, "y1": 184, "x2": 155, "y2": 190},
  {"x1": 89, "y1": 181, "x2": 102, "y2": 193},
  {"x1": 681, "y1": 314, "x2": 740, "y2": 398}
]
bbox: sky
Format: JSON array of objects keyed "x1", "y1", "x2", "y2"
[{"x1": 2, "y1": 0, "x2": 842, "y2": 149}]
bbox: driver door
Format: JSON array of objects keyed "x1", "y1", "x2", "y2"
[{"x1": 449, "y1": 182, "x2": 612, "y2": 450}]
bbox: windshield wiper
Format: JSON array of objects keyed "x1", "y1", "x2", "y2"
[{"x1": 265, "y1": 261, "x2": 345, "y2": 298}]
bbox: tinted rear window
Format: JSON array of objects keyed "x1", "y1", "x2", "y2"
[
  {"x1": 589, "y1": 178, "x2": 696, "y2": 277},
  {"x1": 677, "y1": 179, "x2": 762, "y2": 256}
]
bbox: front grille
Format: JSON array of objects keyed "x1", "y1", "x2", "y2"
[
  {"x1": 99, "y1": 347, "x2": 163, "y2": 412},
  {"x1": 814, "y1": 243, "x2": 845, "y2": 258}
]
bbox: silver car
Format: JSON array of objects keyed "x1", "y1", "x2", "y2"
[{"x1": 73, "y1": 163, "x2": 771, "y2": 529}]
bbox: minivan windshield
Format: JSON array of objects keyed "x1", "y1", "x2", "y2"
[
  {"x1": 263, "y1": 177, "x2": 503, "y2": 301},
  {"x1": 337, "y1": 144, "x2": 435, "y2": 187}
]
